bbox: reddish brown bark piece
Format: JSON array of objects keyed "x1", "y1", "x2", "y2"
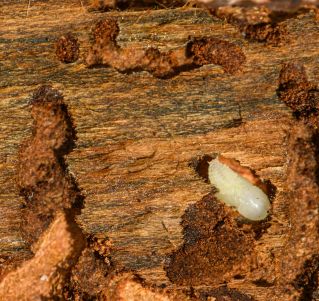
[
  {"x1": 55, "y1": 33, "x2": 80, "y2": 63},
  {"x1": 166, "y1": 193, "x2": 256, "y2": 285},
  {"x1": 17, "y1": 86, "x2": 80, "y2": 247},
  {"x1": 67, "y1": 248, "x2": 111, "y2": 300},
  {"x1": 210, "y1": 6, "x2": 288, "y2": 45},
  {"x1": 277, "y1": 62, "x2": 319, "y2": 119},
  {"x1": 273, "y1": 122, "x2": 319, "y2": 300},
  {"x1": 187, "y1": 37, "x2": 246, "y2": 74},
  {"x1": 0, "y1": 212, "x2": 85, "y2": 301},
  {"x1": 86, "y1": 19, "x2": 245, "y2": 78},
  {"x1": 101, "y1": 272, "x2": 189, "y2": 301},
  {"x1": 13, "y1": 86, "x2": 118, "y2": 300}
]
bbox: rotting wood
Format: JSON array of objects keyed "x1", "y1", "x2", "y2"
[
  {"x1": 0, "y1": 212, "x2": 84, "y2": 301},
  {"x1": 86, "y1": 19, "x2": 246, "y2": 77},
  {"x1": 0, "y1": 1, "x2": 319, "y2": 300},
  {"x1": 274, "y1": 121, "x2": 319, "y2": 300}
]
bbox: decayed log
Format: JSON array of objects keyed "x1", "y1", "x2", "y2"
[{"x1": 1, "y1": 1, "x2": 319, "y2": 300}]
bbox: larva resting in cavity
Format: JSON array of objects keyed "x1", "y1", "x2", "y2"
[{"x1": 208, "y1": 156, "x2": 270, "y2": 221}]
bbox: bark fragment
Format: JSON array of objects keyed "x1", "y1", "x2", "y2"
[
  {"x1": 0, "y1": 212, "x2": 85, "y2": 301},
  {"x1": 86, "y1": 19, "x2": 245, "y2": 78},
  {"x1": 273, "y1": 122, "x2": 319, "y2": 300}
]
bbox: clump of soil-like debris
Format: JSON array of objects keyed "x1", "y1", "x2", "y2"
[
  {"x1": 17, "y1": 85, "x2": 80, "y2": 247},
  {"x1": 277, "y1": 62, "x2": 319, "y2": 121},
  {"x1": 166, "y1": 193, "x2": 256, "y2": 285},
  {"x1": 55, "y1": 33, "x2": 80, "y2": 63},
  {"x1": 86, "y1": 18, "x2": 246, "y2": 78}
]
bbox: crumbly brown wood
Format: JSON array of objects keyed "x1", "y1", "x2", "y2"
[
  {"x1": 1, "y1": 1, "x2": 319, "y2": 300},
  {"x1": 0, "y1": 212, "x2": 85, "y2": 301}
]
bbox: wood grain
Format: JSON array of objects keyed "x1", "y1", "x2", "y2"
[{"x1": 1, "y1": 1, "x2": 319, "y2": 299}]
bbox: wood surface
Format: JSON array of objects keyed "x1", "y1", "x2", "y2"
[{"x1": 1, "y1": 1, "x2": 319, "y2": 300}]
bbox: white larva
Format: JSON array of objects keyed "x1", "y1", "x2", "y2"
[{"x1": 208, "y1": 157, "x2": 270, "y2": 221}]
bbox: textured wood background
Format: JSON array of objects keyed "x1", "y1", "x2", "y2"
[{"x1": 1, "y1": 1, "x2": 319, "y2": 299}]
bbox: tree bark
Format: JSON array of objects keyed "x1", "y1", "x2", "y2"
[{"x1": 1, "y1": 1, "x2": 319, "y2": 300}]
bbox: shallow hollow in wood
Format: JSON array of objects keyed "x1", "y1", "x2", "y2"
[{"x1": 68, "y1": 117, "x2": 290, "y2": 286}]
